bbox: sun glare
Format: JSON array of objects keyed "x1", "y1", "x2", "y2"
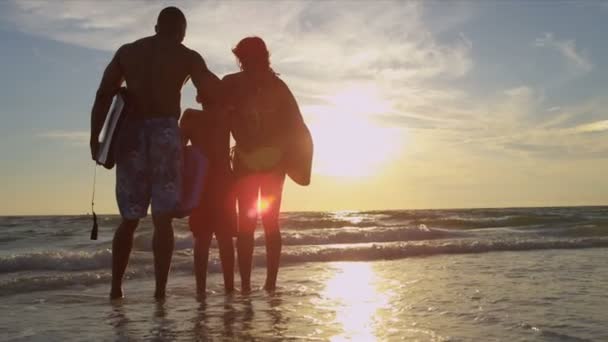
[
  {"x1": 245, "y1": 195, "x2": 275, "y2": 219},
  {"x1": 258, "y1": 196, "x2": 272, "y2": 213},
  {"x1": 322, "y1": 262, "x2": 389, "y2": 341},
  {"x1": 306, "y1": 84, "x2": 404, "y2": 179}
]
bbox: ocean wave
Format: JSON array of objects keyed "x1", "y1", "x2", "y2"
[
  {"x1": 3, "y1": 208, "x2": 607, "y2": 241},
  {"x1": 2, "y1": 237, "x2": 607, "y2": 295},
  {"x1": 280, "y1": 218, "x2": 380, "y2": 230},
  {"x1": 133, "y1": 233, "x2": 194, "y2": 252},
  {"x1": 0, "y1": 271, "x2": 114, "y2": 296},
  {"x1": 5, "y1": 237, "x2": 608, "y2": 275},
  {"x1": 279, "y1": 208, "x2": 607, "y2": 231},
  {"x1": 131, "y1": 226, "x2": 456, "y2": 252},
  {"x1": 369, "y1": 207, "x2": 608, "y2": 230},
  {"x1": 0, "y1": 250, "x2": 152, "y2": 273},
  {"x1": 275, "y1": 238, "x2": 608, "y2": 263},
  {"x1": 275, "y1": 226, "x2": 454, "y2": 245},
  {"x1": 541, "y1": 224, "x2": 608, "y2": 238},
  {"x1": 198, "y1": 222, "x2": 606, "y2": 248},
  {"x1": 0, "y1": 259, "x2": 219, "y2": 296},
  {"x1": 0, "y1": 236, "x2": 21, "y2": 243},
  {"x1": 411, "y1": 215, "x2": 584, "y2": 230}
]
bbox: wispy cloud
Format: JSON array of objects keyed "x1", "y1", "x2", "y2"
[
  {"x1": 6, "y1": 1, "x2": 479, "y2": 158},
  {"x1": 38, "y1": 130, "x2": 88, "y2": 143},
  {"x1": 4, "y1": 1, "x2": 473, "y2": 107},
  {"x1": 7, "y1": 1, "x2": 605, "y2": 163},
  {"x1": 414, "y1": 79, "x2": 608, "y2": 161},
  {"x1": 572, "y1": 120, "x2": 608, "y2": 134},
  {"x1": 534, "y1": 32, "x2": 593, "y2": 73}
]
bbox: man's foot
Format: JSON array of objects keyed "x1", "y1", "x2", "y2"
[
  {"x1": 196, "y1": 291, "x2": 207, "y2": 302},
  {"x1": 110, "y1": 288, "x2": 124, "y2": 300}
]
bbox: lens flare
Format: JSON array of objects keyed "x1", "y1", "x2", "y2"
[
  {"x1": 258, "y1": 196, "x2": 273, "y2": 213},
  {"x1": 247, "y1": 194, "x2": 275, "y2": 219}
]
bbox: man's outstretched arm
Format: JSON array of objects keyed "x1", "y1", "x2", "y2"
[
  {"x1": 90, "y1": 47, "x2": 125, "y2": 160},
  {"x1": 189, "y1": 51, "x2": 221, "y2": 108}
]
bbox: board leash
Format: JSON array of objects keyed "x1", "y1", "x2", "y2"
[{"x1": 90, "y1": 163, "x2": 98, "y2": 240}]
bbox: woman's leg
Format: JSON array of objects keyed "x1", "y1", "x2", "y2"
[
  {"x1": 216, "y1": 232, "x2": 235, "y2": 294},
  {"x1": 236, "y1": 175, "x2": 259, "y2": 293},
  {"x1": 193, "y1": 230, "x2": 213, "y2": 297},
  {"x1": 260, "y1": 172, "x2": 286, "y2": 291}
]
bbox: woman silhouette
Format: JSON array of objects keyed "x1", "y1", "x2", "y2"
[{"x1": 222, "y1": 37, "x2": 304, "y2": 292}]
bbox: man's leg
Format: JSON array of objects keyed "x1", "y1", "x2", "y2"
[
  {"x1": 111, "y1": 218, "x2": 139, "y2": 299},
  {"x1": 113, "y1": 119, "x2": 148, "y2": 299},
  {"x1": 261, "y1": 173, "x2": 285, "y2": 292},
  {"x1": 152, "y1": 214, "x2": 174, "y2": 300},
  {"x1": 148, "y1": 118, "x2": 182, "y2": 299}
]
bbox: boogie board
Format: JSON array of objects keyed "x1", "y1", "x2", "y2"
[
  {"x1": 95, "y1": 88, "x2": 128, "y2": 169},
  {"x1": 174, "y1": 145, "x2": 209, "y2": 218},
  {"x1": 285, "y1": 121, "x2": 313, "y2": 186}
]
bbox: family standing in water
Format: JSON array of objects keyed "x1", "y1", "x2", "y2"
[{"x1": 89, "y1": 7, "x2": 311, "y2": 299}]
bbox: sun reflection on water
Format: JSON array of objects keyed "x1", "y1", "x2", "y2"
[
  {"x1": 331, "y1": 210, "x2": 364, "y2": 225},
  {"x1": 322, "y1": 262, "x2": 389, "y2": 341}
]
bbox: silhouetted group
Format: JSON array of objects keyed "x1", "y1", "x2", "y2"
[{"x1": 89, "y1": 7, "x2": 305, "y2": 300}]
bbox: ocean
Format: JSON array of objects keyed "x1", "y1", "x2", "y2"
[{"x1": 1, "y1": 207, "x2": 607, "y2": 341}]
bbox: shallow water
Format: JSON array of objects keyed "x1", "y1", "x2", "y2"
[
  {"x1": 2, "y1": 249, "x2": 608, "y2": 341},
  {"x1": 1, "y1": 208, "x2": 608, "y2": 340}
]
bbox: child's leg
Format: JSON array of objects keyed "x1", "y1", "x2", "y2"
[
  {"x1": 216, "y1": 232, "x2": 235, "y2": 294},
  {"x1": 193, "y1": 230, "x2": 213, "y2": 297},
  {"x1": 235, "y1": 175, "x2": 260, "y2": 293}
]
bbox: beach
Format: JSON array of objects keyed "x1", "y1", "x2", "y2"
[{"x1": 1, "y1": 208, "x2": 608, "y2": 341}]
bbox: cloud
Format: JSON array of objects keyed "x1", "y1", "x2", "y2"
[
  {"x1": 3, "y1": 1, "x2": 479, "y2": 155},
  {"x1": 415, "y1": 80, "x2": 608, "y2": 161},
  {"x1": 3, "y1": 1, "x2": 473, "y2": 102},
  {"x1": 534, "y1": 32, "x2": 593, "y2": 73},
  {"x1": 13, "y1": 1, "x2": 607, "y2": 162},
  {"x1": 39, "y1": 130, "x2": 88, "y2": 143},
  {"x1": 572, "y1": 120, "x2": 608, "y2": 134},
  {"x1": 541, "y1": 96, "x2": 608, "y2": 130}
]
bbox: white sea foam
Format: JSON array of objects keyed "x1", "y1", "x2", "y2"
[
  {"x1": 0, "y1": 250, "x2": 152, "y2": 273},
  {"x1": 2, "y1": 237, "x2": 608, "y2": 295},
  {"x1": 1, "y1": 208, "x2": 608, "y2": 296}
]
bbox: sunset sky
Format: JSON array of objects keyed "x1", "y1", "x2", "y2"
[{"x1": 1, "y1": 1, "x2": 608, "y2": 215}]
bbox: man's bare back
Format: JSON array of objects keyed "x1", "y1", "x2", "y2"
[
  {"x1": 91, "y1": 36, "x2": 219, "y2": 140},
  {"x1": 95, "y1": 35, "x2": 218, "y2": 120}
]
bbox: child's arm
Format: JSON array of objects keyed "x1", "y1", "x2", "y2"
[{"x1": 179, "y1": 109, "x2": 195, "y2": 146}]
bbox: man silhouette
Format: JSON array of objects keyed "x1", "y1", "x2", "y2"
[{"x1": 89, "y1": 6, "x2": 219, "y2": 299}]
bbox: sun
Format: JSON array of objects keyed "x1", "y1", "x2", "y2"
[{"x1": 306, "y1": 84, "x2": 404, "y2": 179}]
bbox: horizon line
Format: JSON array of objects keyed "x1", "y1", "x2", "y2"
[{"x1": 2, "y1": 204, "x2": 607, "y2": 217}]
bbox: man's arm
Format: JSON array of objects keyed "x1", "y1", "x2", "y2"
[
  {"x1": 90, "y1": 47, "x2": 125, "y2": 160},
  {"x1": 189, "y1": 51, "x2": 221, "y2": 108}
]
